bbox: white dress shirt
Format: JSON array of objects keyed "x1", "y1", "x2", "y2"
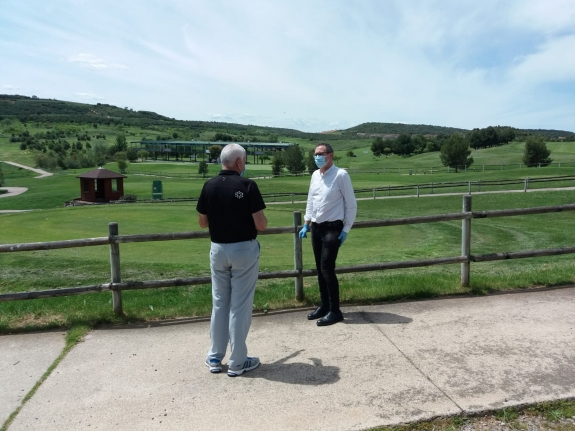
[{"x1": 304, "y1": 165, "x2": 357, "y2": 233}]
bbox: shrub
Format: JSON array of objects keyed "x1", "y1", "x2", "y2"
[{"x1": 119, "y1": 194, "x2": 137, "y2": 202}]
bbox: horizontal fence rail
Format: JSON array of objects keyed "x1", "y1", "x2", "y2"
[{"x1": 1, "y1": 197, "x2": 575, "y2": 313}]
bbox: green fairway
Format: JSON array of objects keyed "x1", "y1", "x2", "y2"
[
  {"x1": 3, "y1": 129, "x2": 575, "y2": 332},
  {"x1": 2, "y1": 189, "x2": 575, "y2": 332}
]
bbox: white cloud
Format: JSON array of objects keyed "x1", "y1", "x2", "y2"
[
  {"x1": 68, "y1": 53, "x2": 128, "y2": 70},
  {"x1": 76, "y1": 92, "x2": 104, "y2": 100},
  {"x1": 1, "y1": 0, "x2": 574, "y2": 132},
  {"x1": 509, "y1": 35, "x2": 575, "y2": 84},
  {"x1": 3, "y1": 85, "x2": 20, "y2": 90},
  {"x1": 509, "y1": 0, "x2": 575, "y2": 34}
]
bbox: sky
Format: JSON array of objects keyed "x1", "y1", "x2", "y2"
[{"x1": 1, "y1": 0, "x2": 574, "y2": 133}]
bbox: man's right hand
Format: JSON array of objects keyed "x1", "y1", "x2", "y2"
[{"x1": 298, "y1": 224, "x2": 309, "y2": 239}]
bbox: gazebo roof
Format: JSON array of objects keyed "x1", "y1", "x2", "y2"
[{"x1": 76, "y1": 168, "x2": 127, "y2": 179}]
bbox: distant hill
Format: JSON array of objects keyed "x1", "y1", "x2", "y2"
[
  {"x1": 341, "y1": 122, "x2": 468, "y2": 137},
  {"x1": 0, "y1": 94, "x2": 311, "y2": 139},
  {"x1": 1, "y1": 94, "x2": 573, "y2": 141}
]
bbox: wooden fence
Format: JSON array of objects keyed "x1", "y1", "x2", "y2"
[{"x1": 2, "y1": 196, "x2": 575, "y2": 315}]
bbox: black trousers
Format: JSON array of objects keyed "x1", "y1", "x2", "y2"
[{"x1": 311, "y1": 220, "x2": 343, "y2": 312}]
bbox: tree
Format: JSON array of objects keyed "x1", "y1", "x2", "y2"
[
  {"x1": 117, "y1": 160, "x2": 128, "y2": 174},
  {"x1": 93, "y1": 142, "x2": 107, "y2": 166},
  {"x1": 481, "y1": 126, "x2": 499, "y2": 148},
  {"x1": 271, "y1": 152, "x2": 285, "y2": 176},
  {"x1": 127, "y1": 147, "x2": 138, "y2": 162},
  {"x1": 306, "y1": 149, "x2": 316, "y2": 174},
  {"x1": 523, "y1": 136, "x2": 552, "y2": 167},
  {"x1": 498, "y1": 127, "x2": 516, "y2": 144},
  {"x1": 0, "y1": 162, "x2": 4, "y2": 187},
  {"x1": 115, "y1": 134, "x2": 128, "y2": 152},
  {"x1": 440, "y1": 133, "x2": 474, "y2": 172},
  {"x1": 371, "y1": 137, "x2": 384, "y2": 157},
  {"x1": 139, "y1": 150, "x2": 149, "y2": 162},
  {"x1": 346, "y1": 150, "x2": 355, "y2": 160},
  {"x1": 392, "y1": 134, "x2": 414, "y2": 156},
  {"x1": 468, "y1": 128, "x2": 483, "y2": 149},
  {"x1": 283, "y1": 144, "x2": 305, "y2": 174},
  {"x1": 411, "y1": 135, "x2": 426, "y2": 154},
  {"x1": 198, "y1": 161, "x2": 209, "y2": 178},
  {"x1": 208, "y1": 145, "x2": 222, "y2": 163}
]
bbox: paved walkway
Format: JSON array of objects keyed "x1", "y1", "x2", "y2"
[
  {"x1": 0, "y1": 187, "x2": 28, "y2": 199},
  {"x1": 2, "y1": 287, "x2": 574, "y2": 430},
  {"x1": 0, "y1": 161, "x2": 53, "y2": 178}
]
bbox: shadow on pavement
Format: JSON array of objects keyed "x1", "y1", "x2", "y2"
[
  {"x1": 344, "y1": 311, "x2": 413, "y2": 325},
  {"x1": 245, "y1": 350, "x2": 340, "y2": 385}
]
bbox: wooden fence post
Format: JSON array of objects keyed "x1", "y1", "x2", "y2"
[
  {"x1": 293, "y1": 212, "x2": 304, "y2": 301},
  {"x1": 461, "y1": 196, "x2": 472, "y2": 287},
  {"x1": 524, "y1": 177, "x2": 529, "y2": 192},
  {"x1": 109, "y1": 222, "x2": 123, "y2": 315}
]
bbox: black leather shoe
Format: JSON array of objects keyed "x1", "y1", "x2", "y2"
[
  {"x1": 317, "y1": 311, "x2": 344, "y2": 326},
  {"x1": 307, "y1": 306, "x2": 328, "y2": 320}
]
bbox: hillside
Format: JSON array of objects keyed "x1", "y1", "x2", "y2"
[
  {"x1": 341, "y1": 122, "x2": 468, "y2": 136},
  {"x1": 1, "y1": 94, "x2": 573, "y2": 140}
]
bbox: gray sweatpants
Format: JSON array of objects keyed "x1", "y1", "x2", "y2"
[{"x1": 207, "y1": 239, "x2": 260, "y2": 370}]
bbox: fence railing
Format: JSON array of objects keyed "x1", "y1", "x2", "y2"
[{"x1": 2, "y1": 197, "x2": 575, "y2": 314}]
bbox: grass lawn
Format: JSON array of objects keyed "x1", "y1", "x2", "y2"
[
  {"x1": 2, "y1": 134, "x2": 575, "y2": 332},
  {"x1": 2, "y1": 189, "x2": 575, "y2": 332}
]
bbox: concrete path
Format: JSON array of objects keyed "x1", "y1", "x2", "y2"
[
  {"x1": 0, "y1": 161, "x2": 53, "y2": 178},
  {"x1": 0, "y1": 187, "x2": 28, "y2": 199},
  {"x1": 0, "y1": 331, "x2": 66, "y2": 425},
  {"x1": 3, "y1": 287, "x2": 575, "y2": 430}
]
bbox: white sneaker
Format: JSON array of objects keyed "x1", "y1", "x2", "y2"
[
  {"x1": 227, "y1": 356, "x2": 260, "y2": 377},
  {"x1": 205, "y1": 358, "x2": 222, "y2": 374}
]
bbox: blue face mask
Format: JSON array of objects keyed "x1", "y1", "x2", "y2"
[
  {"x1": 240, "y1": 166, "x2": 246, "y2": 177},
  {"x1": 314, "y1": 155, "x2": 327, "y2": 169}
]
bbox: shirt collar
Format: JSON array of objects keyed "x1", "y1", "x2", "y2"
[
  {"x1": 320, "y1": 164, "x2": 336, "y2": 176},
  {"x1": 219, "y1": 170, "x2": 240, "y2": 176}
]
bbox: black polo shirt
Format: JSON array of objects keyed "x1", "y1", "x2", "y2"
[{"x1": 196, "y1": 170, "x2": 266, "y2": 243}]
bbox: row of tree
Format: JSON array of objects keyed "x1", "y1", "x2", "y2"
[
  {"x1": 371, "y1": 134, "x2": 442, "y2": 157},
  {"x1": 32, "y1": 134, "x2": 138, "y2": 172},
  {"x1": 467, "y1": 126, "x2": 516, "y2": 149},
  {"x1": 438, "y1": 134, "x2": 551, "y2": 171},
  {"x1": 370, "y1": 126, "x2": 517, "y2": 158}
]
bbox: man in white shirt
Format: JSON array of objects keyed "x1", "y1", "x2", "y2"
[{"x1": 298, "y1": 143, "x2": 357, "y2": 326}]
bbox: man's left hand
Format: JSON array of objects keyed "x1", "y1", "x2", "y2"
[{"x1": 338, "y1": 231, "x2": 348, "y2": 246}]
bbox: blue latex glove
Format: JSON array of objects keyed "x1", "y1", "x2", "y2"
[
  {"x1": 298, "y1": 224, "x2": 309, "y2": 239},
  {"x1": 338, "y1": 231, "x2": 348, "y2": 246}
]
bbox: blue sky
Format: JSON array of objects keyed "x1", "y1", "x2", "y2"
[{"x1": 1, "y1": 0, "x2": 574, "y2": 133}]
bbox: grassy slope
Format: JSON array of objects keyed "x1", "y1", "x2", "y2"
[{"x1": 2, "y1": 132, "x2": 575, "y2": 331}]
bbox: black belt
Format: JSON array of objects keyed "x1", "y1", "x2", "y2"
[{"x1": 313, "y1": 220, "x2": 343, "y2": 228}]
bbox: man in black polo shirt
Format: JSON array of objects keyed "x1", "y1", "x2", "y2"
[{"x1": 196, "y1": 143, "x2": 267, "y2": 377}]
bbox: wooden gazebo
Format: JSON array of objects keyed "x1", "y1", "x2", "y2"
[{"x1": 76, "y1": 168, "x2": 126, "y2": 203}]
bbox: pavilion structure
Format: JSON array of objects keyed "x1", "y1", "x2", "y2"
[
  {"x1": 130, "y1": 140, "x2": 291, "y2": 163},
  {"x1": 76, "y1": 167, "x2": 126, "y2": 203}
]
